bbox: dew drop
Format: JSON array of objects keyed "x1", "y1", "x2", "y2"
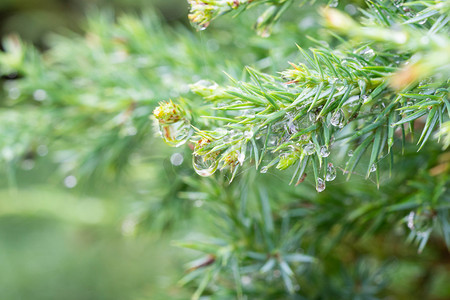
[
  {"x1": 170, "y1": 153, "x2": 184, "y2": 166},
  {"x1": 8, "y1": 87, "x2": 21, "y2": 99},
  {"x1": 36, "y1": 145, "x2": 48, "y2": 156},
  {"x1": 347, "y1": 150, "x2": 354, "y2": 157},
  {"x1": 21, "y1": 159, "x2": 35, "y2": 170},
  {"x1": 1, "y1": 147, "x2": 14, "y2": 161},
  {"x1": 193, "y1": 154, "x2": 218, "y2": 177},
  {"x1": 64, "y1": 175, "x2": 77, "y2": 188},
  {"x1": 260, "y1": 166, "x2": 268, "y2": 173},
  {"x1": 241, "y1": 276, "x2": 252, "y2": 286},
  {"x1": 159, "y1": 119, "x2": 191, "y2": 147},
  {"x1": 123, "y1": 125, "x2": 137, "y2": 136},
  {"x1": 370, "y1": 163, "x2": 377, "y2": 173},
  {"x1": 308, "y1": 111, "x2": 318, "y2": 122},
  {"x1": 303, "y1": 142, "x2": 315, "y2": 155},
  {"x1": 320, "y1": 146, "x2": 330, "y2": 157},
  {"x1": 330, "y1": 109, "x2": 344, "y2": 127},
  {"x1": 237, "y1": 151, "x2": 245, "y2": 165},
  {"x1": 33, "y1": 89, "x2": 47, "y2": 101},
  {"x1": 316, "y1": 178, "x2": 326, "y2": 192},
  {"x1": 326, "y1": 163, "x2": 336, "y2": 181},
  {"x1": 360, "y1": 47, "x2": 375, "y2": 60}
]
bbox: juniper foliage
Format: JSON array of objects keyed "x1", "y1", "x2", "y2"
[{"x1": 0, "y1": 0, "x2": 449, "y2": 299}]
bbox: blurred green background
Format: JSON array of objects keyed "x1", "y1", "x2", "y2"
[
  {"x1": 0, "y1": 0, "x2": 189, "y2": 46},
  {"x1": 0, "y1": 1, "x2": 193, "y2": 299}
]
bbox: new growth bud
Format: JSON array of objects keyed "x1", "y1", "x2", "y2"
[{"x1": 188, "y1": 0, "x2": 247, "y2": 31}]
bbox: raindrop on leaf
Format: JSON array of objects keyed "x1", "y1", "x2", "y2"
[
  {"x1": 326, "y1": 163, "x2": 336, "y2": 181},
  {"x1": 320, "y1": 146, "x2": 330, "y2": 157},
  {"x1": 330, "y1": 109, "x2": 344, "y2": 127},
  {"x1": 193, "y1": 154, "x2": 218, "y2": 177},
  {"x1": 316, "y1": 178, "x2": 326, "y2": 192},
  {"x1": 303, "y1": 142, "x2": 315, "y2": 155},
  {"x1": 159, "y1": 119, "x2": 191, "y2": 147},
  {"x1": 360, "y1": 47, "x2": 375, "y2": 60}
]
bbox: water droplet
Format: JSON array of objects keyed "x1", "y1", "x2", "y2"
[
  {"x1": 159, "y1": 119, "x2": 191, "y2": 147},
  {"x1": 320, "y1": 146, "x2": 330, "y2": 157},
  {"x1": 243, "y1": 130, "x2": 253, "y2": 139},
  {"x1": 1, "y1": 147, "x2": 14, "y2": 161},
  {"x1": 21, "y1": 159, "x2": 35, "y2": 170},
  {"x1": 241, "y1": 276, "x2": 252, "y2": 286},
  {"x1": 344, "y1": 4, "x2": 357, "y2": 15},
  {"x1": 193, "y1": 154, "x2": 218, "y2": 177},
  {"x1": 170, "y1": 153, "x2": 184, "y2": 166},
  {"x1": 360, "y1": 47, "x2": 375, "y2": 60},
  {"x1": 370, "y1": 163, "x2": 377, "y2": 173},
  {"x1": 406, "y1": 210, "x2": 434, "y2": 234},
  {"x1": 33, "y1": 89, "x2": 47, "y2": 101},
  {"x1": 37, "y1": 145, "x2": 48, "y2": 157},
  {"x1": 316, "y1": 178, "x2": 326, "y2": 192},
  {"x1": 8, "y1": 87, "x2": 21, "y2": 99},
  {"x1": 121, "y1": 217, "x2": 137, "y2": 236},
  {"x1": 238, "y1": 151, "x2": 245, "y2": 165},
  {"x1": 123, "y1": 125, "x2": 137, "y2": 136},
  {"x1": 330, "y1": 109, "x2": 344, "y2": 127},
  {"x1": 308, "y1": 111, "x2": 318, "y2": 122},
  {"x1": 392, "y1": 32, "x2": 407, "y2": 44},
  {"x1": 194, "y1": 200, "x2": 204, "y2": 207},
  {"x1": 64, "y1": 175, "x2": 77, "y2": 188},
  {"x1": 326, "y1": 163, "x2": 336, "y2": 181},
  {"x1": 347, "y1": 150, "x2": 354, "y2": 157},
  {"x1": 303, "y1": 142, "x2": 315, "y2": 155},
  {"x1": 260, "y1": 166, "x2": 268, "y2": 173}
]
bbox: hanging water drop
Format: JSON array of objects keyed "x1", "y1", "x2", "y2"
[
  {"x1": 316, "y1": 178, "x2": 326, "y2": 192},
  {"x1": 193, "y1": 154, "x2": 218, "y2": 177},
  {"x1": 326, "y1": 163, "x2": 336, "y2": 181},
  {"x1": 33, "y1": 89, "x2": 47, "y2": 101},
  {"x1": 303, "y1": 142, "x2": 315, "y2": 155},
  {"x1": 348, "y1": 150, "x2": 354, "y2": 157},
  {"x1": 320, "y1": 146, "x2": 330, "y2": 157},
  {"x1": 308, "y1": 111, "x2": 318, "y2": 123},
  {"x1": 370, "y1": 163, "x2": 377, "y2": 173},
  {"x1": 330, "y1": 109, "x2": 344, "y2": 127},
  {"x1": 159, "y1": 119, "x2": 191, "y2": 147},
  {"x1": 238, "y1": 151, "x2": 245, "y2": 165}
]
